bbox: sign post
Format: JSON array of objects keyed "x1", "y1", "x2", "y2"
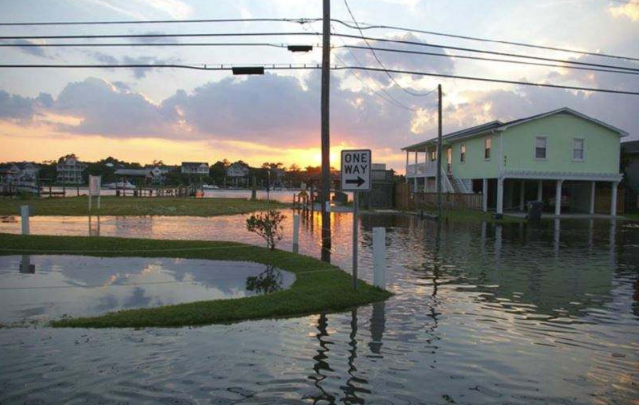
[
  {"x1": 89, "y1": 175, "x2": 101, "y2": 211},
  {"x1": 341, "y1": 149, "x2": 372, "y2": 290}
]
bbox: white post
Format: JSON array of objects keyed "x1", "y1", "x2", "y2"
[
  {"x1": 373, "y1": 227, "x2": 386, "y2": 289},
  {"x1": 537, "y1": 180, "x2": 543, "y2": 201},
  {"x1": 610, "y1": 181, "x2": 618, "y2": 217},
  {"x1": 292, "y1": 214, "x2": 300, "y2": 253},
  {"x1": 405, "y1": 150, "x2": 409, "y2": 183},
  {"x1": 482, "y1": 178, "x2": 488, "y2": 212},
  {"x1": 555, "y1": 179, "x2": 563, "y2": 216},
  {"x1": 20, "y1": 205, "x2": 30, "y2": 235},
  {"x1": 413, "y1": 177, "x2": 418, "y2": 193},
  {"x1": 496, "y1": 178, "x2": 504, "y2": 215},
  {"x1": 589, "y1": 181, "x2": 596, "y2": 214},
  {"x1": 519, "y1": 180, "x2": 525, "y2": 211}
]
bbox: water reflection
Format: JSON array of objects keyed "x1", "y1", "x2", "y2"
[
  {"x1": 0, "y1": 256, "x2": 295, "y2": 323},
  {"x1": 245, "y1": 265, "x2": 284, "y2": 294},
  {"x1": 0, "y1": 213, "x2": 637, "y2": 403},
  {"x1": 19, "y1": 255, "x2": 34, "y2": 274}
]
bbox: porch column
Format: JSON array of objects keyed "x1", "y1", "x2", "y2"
[
  {"x1": 589, "y1": 181, "x2": 596, "y2": 214},
  {"x1": 496, "y1": 178, "x2": 504, "y2": 215},
  {"x1": 555, "y1": 179, "x2": 563, "y2": 216},
  {"x1": 425, "y1": 146, "x2": 429, "y2": 175},
  {"x1": 610, "y1": 181, "x2": 618, "y2": 217},
  {"x1": 482, "y1": 178, "x2": 488, "y2": 212},
  {"x1": 519, "y1": 180, "x2": 526, "y2": 211},
  {"x1": 413, "y1": 177, "x2": 418, "y2": 193},
  {"x1": 405, "y1": 151, "x2": 409, "y2": 184},
  {"x1": 537, "y1": 180, "x2": 543, "y2": 201}
]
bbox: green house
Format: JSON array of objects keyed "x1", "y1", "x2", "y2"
[{"x1": 402, "y1": 108, "x2": 627, "y2": 216}]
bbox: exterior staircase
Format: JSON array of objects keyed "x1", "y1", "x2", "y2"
[{"x1": 447, "y1": 174, "x2": 470, "y2": 193}]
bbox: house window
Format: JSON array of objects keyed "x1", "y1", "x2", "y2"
[
  {"x1": 535, "y1": 137, "x2": 547, "y2": 159},
  {"x1": 573, "y1": 138, "x2": 584, "y2": 161},
  {"x1": 484, "y1": 138, "x2": 491, "y2": 160},
  {"x1": 460, "y1": 145, "x2": 466, "y2": 163}
]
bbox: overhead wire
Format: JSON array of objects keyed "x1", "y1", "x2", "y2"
[
  {"x1": 0, "y1": 63, "x2": 636, "y2": 95},
  {"x1": 1, "y1": 31, "x2": 635, "y2": 73},
  {"x1": 341, "y1": 0, "x2": 434, "y2": 97},
  {"x1": 0, "y1": 15, "x2": 635, "y2": 62}
]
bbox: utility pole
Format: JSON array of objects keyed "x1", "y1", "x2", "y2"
[
  {"x1": 320, "y1": 0, "x2": 331, "y2": 262},
  {"x1": 436, "y1": 84, "x2": 443, "y2": 220}
]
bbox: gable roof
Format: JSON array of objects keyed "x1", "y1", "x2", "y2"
[{"x1": 402, "y1": 108, "x2": 628, "y2": 152}]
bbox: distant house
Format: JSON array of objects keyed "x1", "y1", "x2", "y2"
[
  {"x1": 402, "y1": 108, "x2": 627, "y2": 216},
  {"x1": 226, "y1": 162, "x2": 250, "y2": 178},
  {"x1": 181, "y1": 162, "x2": 209, "y2": 175},
  {"x1": 145, "y1": 164, "x2": 177, "y2": 184},
  {"x1": 57, "y1": 156, "x2": 87, "y2": 184},
  {"x1": 226, "y1": 162, "x2": 250, "y2": 188},
  {"x1": 621, "y1": 139, "x2": 638, "y2": 212},
  {"x1": 114, "y1": 168, "x2": 153, "y2": 186},
  {"x1": 0, "y1": 162, "x2": 40, "y2": 193}
]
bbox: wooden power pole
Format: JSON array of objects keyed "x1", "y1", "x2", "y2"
[
  {"x1": 320, "y1": 0, "x2": 331, "y2": 261},
  {"x1": 436, "y1": 84, "x2": 443, "y2": 220}
]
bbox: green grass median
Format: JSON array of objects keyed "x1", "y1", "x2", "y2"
[
  {"x1": 0, "y1": 233, "x2": 391, "y2": 328},
  {"x1": 0, "y1": 196, "x2": 286, "y2": 217}
]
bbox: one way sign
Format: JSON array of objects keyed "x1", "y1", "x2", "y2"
[{"x1": 341, "y1": 149, "x2": 372, "y2": 191}]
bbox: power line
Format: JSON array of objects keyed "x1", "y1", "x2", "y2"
[
  {"x1": 332, "y1": 33, "x2": 639, "y2": 72},
  {"x1": 342, "y1": 0, "x2": 434, "y2": 97},
  {"x1": 339, "y1": 66, "x2": 639, "y2": 95},
  {"x1": 324, "y1": 21, "x2": 420, "y2": 111},
  {"x1": 0, "y1": 17, "x2": 323, "y2": 26},
  {"x1": 2, "y1": 31, "x2": 635, "y2": 73},
  {"x1": 0, "y1": 42, "x2": 304, "y2": 49},
  {"x1": 0, "y1": 32, "x2": 318, "y2": 40},
  {"x1": 1, "y1": 15, "x2": 634, "y2": 62},
  {"x1": 340, "y1": 45, "x2": 639, "y2": 75},
  {"x1": 0, "y1": 63, "x2": 636, "y2": 95},
  {"x1": 330, "y1": 19, "x2": 639, "y2": 62}
]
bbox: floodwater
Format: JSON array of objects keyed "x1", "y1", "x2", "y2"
[
  {"x1": 0, "y1": 256, "x2": 294, "y2": 325},
  {"x1": 0, "y1": 212, "x2": 638, "y2": 404},
  {"x1": 39, "y1": 188, "x2": 334, "y2": 203}
]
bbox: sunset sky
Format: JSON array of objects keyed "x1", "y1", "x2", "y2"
[{"x1": 0, "y1": 0, "x2": 638, "y2": 172}]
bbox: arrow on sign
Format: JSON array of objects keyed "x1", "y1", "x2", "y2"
[{"x1": 346, "y1": 176, "x2": 365, "y2": 187}]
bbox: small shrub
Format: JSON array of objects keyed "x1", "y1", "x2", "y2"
[{"x1": 246, "y1": 210, "x2": 286, "y2": 250}]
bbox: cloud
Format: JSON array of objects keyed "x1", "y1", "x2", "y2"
[
  {"x1": 87, "y1": 52, "x2": 181, "y2": 78},
  {"x1": 53, "y1": 77, "x2": 180, "y2": 137},
  {"x1": 0, "y1": 91, "x2": 52, "y2": 120},
  {"x1": 609, "y1": 1, "x2": 639, "y2": 21},
  {"x1": 335, "y1": 33, "x2": 455, "y2": 88}
]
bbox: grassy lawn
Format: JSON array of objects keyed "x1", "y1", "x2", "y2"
[
  {"x1": 0, "y1": 233, "x2": 391, "y2": 328},
  {"x1": 624, "y1": 213, "x2": 639, "y2": 221},
  {"x1": 0, "y1": 196, "x2": 286, "y2": 217}
]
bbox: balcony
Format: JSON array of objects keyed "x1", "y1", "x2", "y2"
[{"x1": 406, "y1": 161, "x2": 440, "y2": 178}]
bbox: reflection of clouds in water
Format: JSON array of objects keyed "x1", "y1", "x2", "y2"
[{"x1": 0, "y1": 255, "x2": 295, "y2": 323}]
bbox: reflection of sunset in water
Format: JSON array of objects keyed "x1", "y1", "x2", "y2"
[{"x1": 0, "y1": 213, "x2": 637, "y2": 403}]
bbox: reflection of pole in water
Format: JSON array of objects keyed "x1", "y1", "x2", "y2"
[
  {"x1": 341, "y1": 308, "x2": 370, "y2": 403},
  {"x1": 88, "y1": 215, "x2": 101, "y2": 237},
  {"x1": 609, "y1": 219, "x2": 617, "y2": 267},
  {"x1": 494, "y1": 224, "x2": 503, "y2": 265},
  {"x1": 553, "y1": 218, "x2": 561, "y2": 257},
  {"x1": 20, "y1": 254, "x2": 35, "y2": 274},
  {"x1": 587, "y1": 219, "x2": 594, "y2": 252},
  {"x1": 311, "y1": 314, "x2": 335, "y2": 403},
  {"x1": 368, "y1": 302, "x2": 386, "y2": 355}
]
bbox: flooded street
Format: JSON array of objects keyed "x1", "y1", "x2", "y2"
[{"x1": 0, "y1": 212, "x2": 638, "y2": 404}]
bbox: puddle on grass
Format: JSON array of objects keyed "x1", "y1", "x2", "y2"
[{"x1": 0, "y1": 255, "x2": 294, "y2": 324}]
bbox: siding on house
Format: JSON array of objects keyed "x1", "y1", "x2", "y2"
[
  {"x1": 448, "y1": 132, "x2": 500, "y2": 179},
  {"x1": 500, "y1": 113, "x2": 621, "y2": 175}
]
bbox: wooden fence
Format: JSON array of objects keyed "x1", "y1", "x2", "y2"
[{"x1": 395, "y1": 183, "x2": 483, "y2": 211}]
